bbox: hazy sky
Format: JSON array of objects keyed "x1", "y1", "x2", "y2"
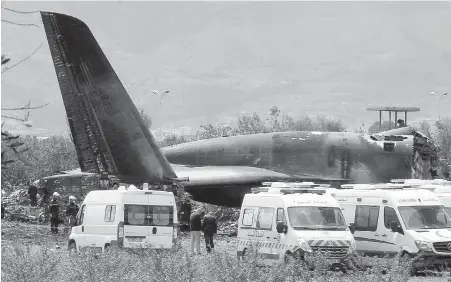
[{"x1": 2, "y1": 1, "x2": 451, "y2": 137}]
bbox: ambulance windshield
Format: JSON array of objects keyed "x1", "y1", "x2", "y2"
[
  {"x1": 398, "y1": 205, "x2": 451, "y2": 230},
  {"x1": 287, "y1": 206, "x2": 347, "y2": 231},
  {"x1": 124, "y1": 205, "x2": 174, "y2": 226}
]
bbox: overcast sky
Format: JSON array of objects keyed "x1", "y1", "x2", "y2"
[{"x1": 2, "y1": 1, "x2": 451, "y2": 137}]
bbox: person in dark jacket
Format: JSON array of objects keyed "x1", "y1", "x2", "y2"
[
  {"x1": 65, "y1": 195, "x2": 79, "y2": 227},
  {"x1": 49, "y1": 192, "x2": 60, "y2": 234},
  {"x1": 201, "y1": 212, "x2": 218, "y2": 253},
  {"x1": 190, "y1": 209, "x2": 204, "y2": 255},
  {"x1": 181, "y1": 197, "x2": 192, "y2": 225},
  {"x1": 28, "y1": 181, "x2": 38, "y2": 206}
]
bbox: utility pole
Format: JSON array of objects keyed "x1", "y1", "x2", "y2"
[{"x1": 430, "y1": 92, "x2": 448, "y2": 120}]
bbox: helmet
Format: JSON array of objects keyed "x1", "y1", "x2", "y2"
[
  {"x1": 52, "y1": 192, "x2": 60, "y2": 198},
  {"x1": 69, "y1": 196, "x2": 76, "y2": 201}
]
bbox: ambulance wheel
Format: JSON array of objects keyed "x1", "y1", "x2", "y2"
[{"x1": 68, "y1": 240, "x2": 77, "y2": 254}]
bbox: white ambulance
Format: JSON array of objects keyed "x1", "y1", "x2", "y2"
[
  {"x1": 391, "y1": 179, "x2": 451, "y2": 213},
  {"x1": 335, "y1": 183, "x2": 451, "y2": 273},
  {"x1": 236, "y1": 182, "x2": 356, "y2": 268},
  {"x1": 68, "y1": 184, "x2": 178, "y2": 253}
]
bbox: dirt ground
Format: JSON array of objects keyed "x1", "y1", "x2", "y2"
[{"x1": 0, "y1": 220, "x2": 238, "y2": 253}]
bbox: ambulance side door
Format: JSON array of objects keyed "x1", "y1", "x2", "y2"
[
  {"x1": 275, "y1": 207, "x2": 288, "y2": 259},
  {"x1": 381, "y1": 206, "x2": 404, "y2": 255},
  {"x1": 353, "y1": 204, "x2": 381, "y2": 255},
  {"x1": 256, "y1": 206, "x2": 276, "y2": 260},
  {"x1": 238, "y1": 206, "x2": 259, "y2": 254}
]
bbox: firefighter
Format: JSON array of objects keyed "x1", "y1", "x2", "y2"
[
  {"x1": 201, "y1": 212, "x2": 218, "y2": 253},
  {"x1": 49, "y1": 192, "x2": 60, "y2": 234},
  {"x1": 65, "y1": 196, "x2": 79, "y2": 227}
]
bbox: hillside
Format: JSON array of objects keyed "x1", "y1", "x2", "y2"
[{"x1": 2, "y1": 1, "x2": 451, "y2": 136}]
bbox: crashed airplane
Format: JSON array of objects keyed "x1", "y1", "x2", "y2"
[{"x1": 40, "y1": 11, "x2": 439, "y2": 206}]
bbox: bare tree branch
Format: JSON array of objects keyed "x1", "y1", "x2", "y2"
[
  {"x1": 1, "y1": 43, "x2": 43, "y2": 73},
  {"x1": 1, "y1": 6, "x2": 40, "y2": 14},
  {"x1": 1, "y1": 19, "x2": 39, "y2": 27},
  {"x1": 2, "y1": 101, "x2": 50, "y2": 111},
  {"x1": 1, "y1": 114, "x2": 27, "y2": 122}
]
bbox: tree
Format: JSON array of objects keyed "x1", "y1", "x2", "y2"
[
  {"x1": 1, "y1": 5, "x2": 48, "y2": 169},
  {"x1": 138, "y1": 108, "x2": 152, "y2": 129},
  {"x1": 159, "y1": 134, "x2": 187, "y2": 147},
  {"x1": 1, "y1": 135, "x2": 79, "y2": 189},
  {"x1": 367, "y1": 121, "x2": 394, "y2": 134}
]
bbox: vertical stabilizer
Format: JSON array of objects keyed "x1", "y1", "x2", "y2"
[{"x1": 40, "y1": 11, "x2": 177, "y2": 183}]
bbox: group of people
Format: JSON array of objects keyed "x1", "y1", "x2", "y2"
[
  {"x1": 46, "y1": 192, "x2": 80, "y2": 234},
  {"x1": 189, "y1": 209, "x2": 218, "y2": 255}
]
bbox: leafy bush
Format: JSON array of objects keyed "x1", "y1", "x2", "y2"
[{"x1": 1, "y1": 135, "x2": 79, "y2": 189}]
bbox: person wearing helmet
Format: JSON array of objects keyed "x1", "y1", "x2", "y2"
[
  {"x1": 65, "y1": 196, "x2": 79, "y2": 228},
  {"x1": 49, "y1": 192, "x2": 60, "y2": 234}
]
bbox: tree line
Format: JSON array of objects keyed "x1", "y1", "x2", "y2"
[{"x1": 2, "y1": 106, "x2": 450, "y2": 189}]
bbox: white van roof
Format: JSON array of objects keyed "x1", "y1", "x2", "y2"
[
  {"x1": 244, "y1": 187, "x2": 340, "y2": 208},
  {"x1": 333, "y1": 187, "x2": 441, "y2": 207},
  {"x1": 391, "y1": 179, "x2": 451, "y2": 186},
  {"x1": 83, "y1": 189, "x2": 174, "y2": 204}
]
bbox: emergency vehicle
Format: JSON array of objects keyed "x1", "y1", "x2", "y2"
[
  {"x1": 391, "y1": 179, "x2": 451, "y2": 213},
  {"x1": 68, "y1": 184, "x2": 178, "y2": 254},
  {"x1": 236, "y1": 182, "x2": 356, "y2": 268},
  {"x1": 335, "y1": 183, "x2": 451, "y2": 274}
]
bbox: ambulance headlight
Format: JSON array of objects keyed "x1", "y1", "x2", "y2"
[
  {"x1": 414, "y1": 241, "x2": 433, "y2": 252},
  {"x1": 297, "y1": 237, "x2": 312, "y2": 253}
]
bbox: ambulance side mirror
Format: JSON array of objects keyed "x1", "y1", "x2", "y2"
[
  {"x1": 276, "y1": 221, "x2": 287, "y2": 234},
  {"x1": 390, "y1": 221, "x2": 403, "y2": 234},
  {"x1": 349, "y1": 223, "x2": 356, "y2": 234}
]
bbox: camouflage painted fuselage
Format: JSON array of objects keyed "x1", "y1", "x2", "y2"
[{"x1": 162, "y1": 131, "x2": 414, "y2": 205}]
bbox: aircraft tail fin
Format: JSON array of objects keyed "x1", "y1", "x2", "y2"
[{"x1": 40, "y1": 11, "x2": 177, "y2": 183}]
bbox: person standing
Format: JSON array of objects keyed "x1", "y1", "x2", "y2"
[
  {"x1": 49, "y1": 192, "x2": 60, "y2": 234},
  {"x1": 27, "y1": 181, "x2": 38, "y2": 206},
  {"x1": 190, "y1": 209, "x2": 204, "y2": 255},
  {"x1": 65, "y1": 196, "x2": 79, "y2": 227},
  {"x1": 201, "y1": 212, "x2": 218, "y2": 253}
]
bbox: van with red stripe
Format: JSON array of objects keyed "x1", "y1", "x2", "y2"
[
  {"x1": 236, "y1": 182, "x2": 357, "y2": 269},
  {"x1": 68, "y1": 184, "x2": 178, "y2": 254}
]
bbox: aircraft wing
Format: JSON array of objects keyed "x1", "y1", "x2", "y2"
[{"x1": 171, "y1": 164, "x2": 353, "y2": 187}]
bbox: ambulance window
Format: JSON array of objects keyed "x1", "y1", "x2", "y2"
[
  {"x1": 242, "y1": 208, "x2": 256, "y2": 227},
  {"x1": 355, "y1": 206, "x2": 379, "y2": 231},
  {"x1": 277, "y1": 208, "x2": 286, "y2": 224},
  {"x1": 78, "y1": 205, "x2": 86, "y2": 225},
  {"x1": 104, "y1": 205, "x2": 116, "y2": 222},
  {"x1": 437, "y1": 209, "x2": 448, "y2": 225},
  {"x1": 257, "y1": 207, "x2": 275, "y2": 231},
  {"x1": 384, "y1": 207, "x2": 399, "y2": 229}
]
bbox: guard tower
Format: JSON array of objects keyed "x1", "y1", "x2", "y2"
[{"x1": 366, "y1": 106, "x2": 420, "y2": 130}]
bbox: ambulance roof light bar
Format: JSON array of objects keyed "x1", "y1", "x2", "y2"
[
  {"x1": 251, "y1": 187, "x2": 326, "y2": 195},
  {"x1": 279, "y1": 188, "x2": 326, "y2": 195},
  {"x1": 262, "y1": 182, "x2": 320, "y2": 188}
]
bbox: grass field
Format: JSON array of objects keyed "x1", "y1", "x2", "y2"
[{"x1": 2, "y1": 221, "x2": 451, "y2": 282}]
